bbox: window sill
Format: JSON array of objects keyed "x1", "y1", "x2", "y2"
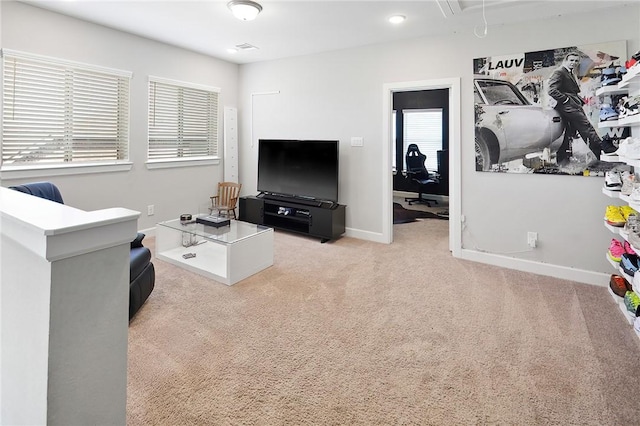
[
  {"x1": 0, "y1": 162, "x2": 133, "y2": 181},
  {"x1": 146, "y1": 157, "x2": 220, "y2": 170}
]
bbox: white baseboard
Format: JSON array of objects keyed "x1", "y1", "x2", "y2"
[
  {"x1": 344, "y1": 227, "x2": 387, "y2": 243},
  {"x1": 458, "y1": 248, "x2": 609, "y2": 287}
]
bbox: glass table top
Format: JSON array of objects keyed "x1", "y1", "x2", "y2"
[{"x1": 157, "y1": 215, "x2": 271, "y2": 245}]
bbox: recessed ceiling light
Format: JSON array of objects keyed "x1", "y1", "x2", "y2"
[
  {"x1": 227, "y1": 48, "x2": 238, "y2": 54},
  {"x1": 389, "y1": 15, "x2": 406, "y2": 24}
]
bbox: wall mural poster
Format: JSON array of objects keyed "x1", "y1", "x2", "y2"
[{"x1": 473, "y1": 41, "x2": 628, "y2": 175}]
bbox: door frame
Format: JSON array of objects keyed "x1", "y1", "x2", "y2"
[{"x1": 381, "y1": 78, "x2": 461, "y2": 255}]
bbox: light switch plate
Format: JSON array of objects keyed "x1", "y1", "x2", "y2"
[{"x1": 351, "y1": 137, "x2": 364, "y2": 147}]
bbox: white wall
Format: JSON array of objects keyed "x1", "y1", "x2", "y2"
[
  {"x1": 0, "y1": 1, "x2": 239, "y2": 231},
  {"x1": 2, "y1": 1, "x2": 640, "y2": 282},
  {"x1": 238, "y1": 4, "x2": 640, "y2": 281}
]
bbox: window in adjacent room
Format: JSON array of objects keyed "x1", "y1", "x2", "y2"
[
  {"x1": 391, "y1": 110, "x2": 397, "y2": 173},
  {"x1": 402, "y1": 108, "x2": 443, "y2": 171},
  {"x1": 147, "y1": 77, "x2": 220, "y2": 162},
  {"x1": 1, "y1": 49, "x2": 132, "y2": 169}
]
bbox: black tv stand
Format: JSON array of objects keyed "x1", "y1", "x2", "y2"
[{"x1": 240, "y1": 196, "x2": 346, "y2": 242}]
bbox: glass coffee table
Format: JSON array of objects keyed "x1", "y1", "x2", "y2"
[{"x1": 155, "y1": 216, "x2": 273, "y2": 285}]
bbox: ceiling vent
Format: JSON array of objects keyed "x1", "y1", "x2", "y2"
[
  {"x1": 436, "y1": 0, "x2": 462, "y2": 18},
  {"x1": 235, "y1": 43, "x2": 259, "y2": 51},
  {"x1": 437, "y1": 0, "x2": 514, "y2": 18}
]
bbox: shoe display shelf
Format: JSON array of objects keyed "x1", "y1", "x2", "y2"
[
  {"x1": 602, "y1": 187, "x2": 621, "y2": 198},
  {"x1": 598, "y1": 119, "x2": 622, "y2": 129},
  {"x1": 606, "y1": 282, "x2": 634, "y2": 325},
  {"x1": 596, "y1": 63, "x2": 640, "y2": 338},
  {"x1": 595, "y1": 85, "x2": 628, "y2": 97},
  {"x1": 604, "y1": 257, "x2": 636, "y2": 325},
  {"x1": 601, "y1": 155, "x2": 621, "y2": 163},
  {"x1": 601, "y1": 61, "x2": 640, "y2": 337},
  {"x1": 619, "y1": 63, "x2": 640, "y2": 90},
  {"x1": 615, "y1": 155, "x2": 640, "y2": 169},
  {"x1": 603, "y1": 220, "x2": 625, "y2": 236},
  {"x1": 619, "y1": 114, "x2": 640, "y2": 127}
]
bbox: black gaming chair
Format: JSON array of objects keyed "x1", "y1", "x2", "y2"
[{"x1": 404, "y1": 144, "x2": 439, "y2": 207}]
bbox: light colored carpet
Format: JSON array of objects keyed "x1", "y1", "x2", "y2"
[{"x1": 128, "y1": 220, "x2": 640, "y2": 425}]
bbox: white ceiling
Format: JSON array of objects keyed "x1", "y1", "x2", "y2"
[{"x1": 19, "y1": 0, "x2": 633, "y2": 64}]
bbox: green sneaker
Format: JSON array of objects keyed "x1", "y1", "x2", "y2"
[{"x1": 624, "y1": 291, "x2": 640, "y2": 315}]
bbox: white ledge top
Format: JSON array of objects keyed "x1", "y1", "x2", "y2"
[{"x1": 0, "y1": 187, "x2": 140, "y2": 235}]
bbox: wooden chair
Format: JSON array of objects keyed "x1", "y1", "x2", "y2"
[{"x1": 209, "y1": 182, "x2": 242, "y2": 219}]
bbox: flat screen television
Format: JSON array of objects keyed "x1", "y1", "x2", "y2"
[{"x1": 257, "y1": 139, "x2": 339, "y2": 203}]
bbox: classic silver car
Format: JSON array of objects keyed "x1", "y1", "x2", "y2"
[{"x1": 474, "y1": 77, "x2": 564, "y2": 171}]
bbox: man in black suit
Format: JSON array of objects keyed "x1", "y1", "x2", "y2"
[{"x1": 548, "y1": 52, "x2": 601, "y2": 164}]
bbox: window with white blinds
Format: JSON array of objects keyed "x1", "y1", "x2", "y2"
[
  {"x1": 2, "y1": 49, "x2": 131, "y2": 167},
  {"x1": 148, "y1": 77, "x2": 219, "y2": 161},
  {"x1": 403, "y1": 109, "x2": 443, "y2": 171}
]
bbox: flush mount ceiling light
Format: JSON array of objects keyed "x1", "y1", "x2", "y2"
[
  {"x1": 228, "y1": 0, "x2": 263, "y2": 21},
  {"x1": 388, "y1": 15, "x2": 406, "y2": 24}
]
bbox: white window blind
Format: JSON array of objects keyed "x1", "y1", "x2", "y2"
[
  {"x1": 2, "y1": 49, "x2": 131, "y2": 167},
  {"x1": 148, "y1": 77, "x2": 219, "y2": 160},
  {"x1": 403, "y1": 109, "x2": 443, "y2": 171}
]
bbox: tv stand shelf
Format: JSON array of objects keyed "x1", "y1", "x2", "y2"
[{"x1": 239, "y1": 196, "x2": 346, "y2": 242}]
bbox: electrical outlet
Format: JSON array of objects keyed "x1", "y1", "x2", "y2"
[
  {"x1": 147, "y1": 205, "x2": 154, "y2": 216},
  {"x1": 527, "y1": 232, "x2": 537, "y2": 248}
]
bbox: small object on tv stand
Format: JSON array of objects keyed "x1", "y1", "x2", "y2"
[{"x1": 196, "y1": 215, "x2": 231, "y2": 228}]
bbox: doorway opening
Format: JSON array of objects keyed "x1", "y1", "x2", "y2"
[
  {"x1": 392, "y1": 89, "x2": 449, "y2": 218},
  {"x1": 381, "y1": 78, "x2": 461, "y2": 254}
]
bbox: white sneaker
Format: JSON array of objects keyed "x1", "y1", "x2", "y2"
[
  {"x1": 621, "y1": 172, "x2": 636, "y2": 195},
  {"x1": 631, "y1": 186, "x2": 640, "y2": 203},
  {"x1": 605, "y1": 170, "x2": 622, "y2": 190},
  {"x1": 617, "y1": 137, "x2": 631, "y2": 157},
  {"x1": 622, "y1": 137, "x2": 640, "y2": 160}
]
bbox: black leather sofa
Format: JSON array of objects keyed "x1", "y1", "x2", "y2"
[{"x1": 9, "y1": 182, "x2": 155, "y2": 320}]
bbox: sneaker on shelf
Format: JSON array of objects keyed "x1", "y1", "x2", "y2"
[
  {"x1": 617, "y1": 137, "x2": 632, "y2": 157},
  {"x1": 605, "y1": 205, "x2": 626, "y2": 227},
  {"x1": 611, "y1": 274, "x2": 632, "y2": 297},
  {"x1": 620, "y1": 205, "x2": 638, "y2": 221},
  {"x1": 622, "y1": 179, "x2": 635, "y2": 195},
  {"x1": 601, "y1": 66, "x2": 621, "y2": 86},
  {"x1": 624, "y1": 291, "x2": 640, "y2": 315},
  {"x1": 618, "y1": 97, "x2": 629, "y2": 119},
  {"x1": 625, "y1": 213, "x2": 639, "y2": 234},
  {"x1": 621, "y1": 253, "x2": 640, "y2": 276},
  {"x1": 601, "y1": 135, "x2": 619, "y2": 156},
  {"x1": 629, "y1": 230, "x2": 640, "y2": 251},
  {"x1": 604, "y1": 170, "x2": 622, "y2": 190},
  {"x1": 622, "y1": 137, "x2": 640, "y2": 160},
  {"x1": 618, "y1": 66, "x2": 627, "y2": 80},
  {"x1": 631, "y1": 186, "x2": 640, "y2": 203},
  {"x1": 625, "y1": 241, "x2": 637, "y2": 255},
  {"x1": 624, "y1": 96, "x2": 640, "y2": 117},
  {"x1": 634, "y1": 269, "x2": 640, "y2": 292},
  {"x1": 608, "y1": 238, "x2": 626, "y2": 262},
  {"x1": 599, "y1": 104, "x2": 619, "y2": 121}
]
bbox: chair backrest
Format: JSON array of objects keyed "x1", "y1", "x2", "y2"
[
  {"x1": 217, "y1": 182, "x2": 242, "y2": 207},
  {"x1": 405, "y1": 144, "x2": 429, "y2": 179},
  {"x1": 9, "y1": 181, "x2": 64, "y2": 204}
]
